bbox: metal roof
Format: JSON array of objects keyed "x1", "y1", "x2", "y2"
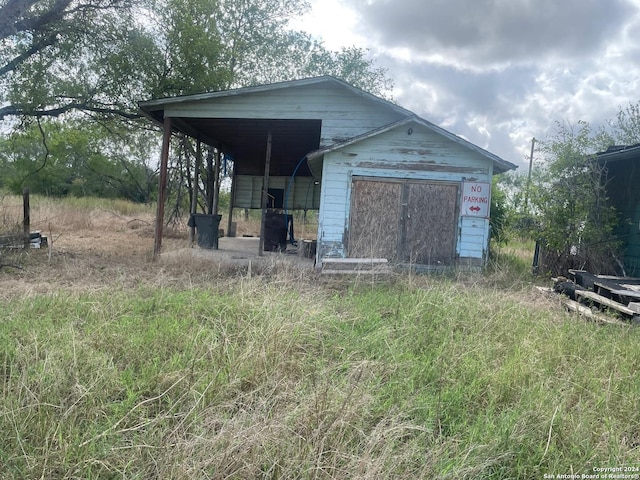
[
  {"x1": 138, "y1": 75, "x2": 410, "y2": 115},
  {"x1": 138, "y1": 76, "x2": 411, "y2": 177},
  {"x1": 596, "y1": 144, "x2": 640, "y2": 163},
  {"x1": 138, "y1": 76, "x2": 516, "y2": 177}
]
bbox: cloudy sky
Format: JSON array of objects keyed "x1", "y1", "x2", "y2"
[{"x1": 293, "y1": 0, "x2": 640, "y2": 171}]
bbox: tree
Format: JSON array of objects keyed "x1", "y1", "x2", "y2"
[
  {"x1": 0, "y1": 0, "x2": 152, "y2": 120},
  {"x1": 1, "y1": 0, "x2": 396, "y2": 206},
  {"x1": 212, "y1": 1, "x2": 394, "y2": 98},
  {"x1": 150, "y1": 0, "x2": 231, "y2": 97},
  {"x1": 530, "y1": 121, "x2": 621, "y2": 275},
  {"x1": 0, "y1": 118, "x2": 157, "y2": 201},
  {"x1": 489, "y1": 175, "x2": 509, "y2": 245},
  {"x1": 213, "y1": 0, "x2": 309, "y2": 88},
  {"x1": 1, "y1": 0, "x2": 393, "y2": 122},
  {"x1": 601, "y1": 101, "x2": 640, "y2": 146}
]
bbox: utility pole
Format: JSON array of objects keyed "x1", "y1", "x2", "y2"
[{"x1": 524, "y1": 137, "x2": 536, "y2": 210}]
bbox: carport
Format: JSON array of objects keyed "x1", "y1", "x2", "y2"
[{"x1": 139, "y1": 83, "x2": 325, "y2": 257}]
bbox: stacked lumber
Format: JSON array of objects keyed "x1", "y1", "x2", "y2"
[{"x1": 554, "y1": 270, "x2": 640, "y2": 323}]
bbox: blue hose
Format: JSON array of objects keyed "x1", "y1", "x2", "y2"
[
  {"x1": 283, "y1": 155, "x2": 308, "y2": 216},
  {"x1": 283, "y1": 155, "x2": 310, "y2": 245}
]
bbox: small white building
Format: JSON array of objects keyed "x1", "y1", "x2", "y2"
[{"x1": 139, "y1": 76, "x2": 517, "y2": 268}]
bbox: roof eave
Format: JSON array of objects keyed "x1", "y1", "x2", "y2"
[
  {"x1": 138, "y1": 75, "x2": 410, "y2": 117},
  {"x1": 596, "y1": 145, "x2": 640, "y2": 163}
]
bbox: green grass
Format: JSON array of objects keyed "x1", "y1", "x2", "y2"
[
  {"x1": 333, "y1": 281, "x2": 640, "y2": 476},
  {"x1": 488, "y1": 237, "x2": 538, "y2": 279},
  {"x1": 1, "y1": 275, "x2": 640, "y2": 478}
]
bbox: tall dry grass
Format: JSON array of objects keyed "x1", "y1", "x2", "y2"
[
  {"x1": 2, "y1": 196, "x2": 639, "y2": 479},
  {"x1": 2, "y1": 269, "x2": 640, "y2": 479}
]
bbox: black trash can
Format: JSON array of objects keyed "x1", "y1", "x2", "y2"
[
  {"x1": 188, "y1": 213, "x2": 222, "y2": 249},
  {"x1": 264, "y1": 211, "x2": 287, "y2": 252}
]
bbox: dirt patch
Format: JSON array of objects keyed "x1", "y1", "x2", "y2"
[{"x1": 0, "y1": 207, "x2": 317, "y2": 299}]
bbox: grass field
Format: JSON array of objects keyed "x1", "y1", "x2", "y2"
[{"x1": 1, "y1": 196, "x2": 639, "y2": 479}]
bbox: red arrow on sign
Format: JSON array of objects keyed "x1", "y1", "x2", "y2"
[{"x1": 469, "y1": 206, "x2": 481, "y2": 212}]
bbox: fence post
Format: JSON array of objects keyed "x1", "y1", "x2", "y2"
[
  {"x1": 23, "y1": 188, "x2": 30, "y2": 250},
  {"x1": 532, "y1": 239, "x2": 541, "y2": 275}
]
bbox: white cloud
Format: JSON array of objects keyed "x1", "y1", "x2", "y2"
[
  {"x1": 298, "y1": 0, "x2": 640, "y2": 169},
  {"x1": 288, "y1": 0, "x2": 365, "y2": 51}
]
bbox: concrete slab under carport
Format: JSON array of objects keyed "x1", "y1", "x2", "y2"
[{"x1": 160, "y1": 236, "x2": 315, "y2": 272}]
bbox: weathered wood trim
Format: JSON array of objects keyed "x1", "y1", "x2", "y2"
[{"x1": 356, "y1": 161, "x2": 487, "y2": 174}]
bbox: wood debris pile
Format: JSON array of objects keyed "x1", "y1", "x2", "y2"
[
  {"x1": 540, "y1": 269, "x2": 640, "y2": 325},
  {"x1": 0, "y1": 231, "x2": 48, "y2": 249}
]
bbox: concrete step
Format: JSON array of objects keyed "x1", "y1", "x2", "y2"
[
  {"x1": 321, "y1": 257, "x2": 389, "y2": 271},
  {"x1": 320, "y1": 258, "x2": 393, "y2": 278},
  {"x1": 321, "y1": 268, "x2": 392, "y2": 275}
]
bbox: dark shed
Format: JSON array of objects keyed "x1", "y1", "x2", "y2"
[{"x1": 597, "y1": 144, "x2": 640, "y2": 276}]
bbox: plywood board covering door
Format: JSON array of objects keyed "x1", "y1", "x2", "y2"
[
  {"x1": 349, "y1": 179, "x2": 401, "y2": 260},
  {"x1": 405, "y1": 182, "x2": 458, "y2": 265},
  {"x1": 349, "y1": 178, "x2": 458, "y2": 265}
]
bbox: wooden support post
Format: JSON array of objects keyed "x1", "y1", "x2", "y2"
[
  {"x1": 259, "y1": 130, "x2": 272, "y2": 256},
  {"x1": 153, "y1": 117, "x2": 172, "y2": 258},
  {"x1": 206, "y1": 148, "x2": 214, "y2": 214},
  {"x1": 189, "y1": 138, "x2": 202, "y2": 245},
  {"x1": 212, "y1": 149, "x2": 221, "y2": 215},
  {"x1": 23, "y1": 188, "x2": 30, "y2": 250},
  {"x1": 227, "y1": 162, "x2": 236, "y2": 237}
]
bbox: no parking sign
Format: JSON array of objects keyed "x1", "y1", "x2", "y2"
[{"x1": 462, "y1": 181, "x2": 490, "y2": 217}]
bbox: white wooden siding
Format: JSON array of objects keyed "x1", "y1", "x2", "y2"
[
  {"x1": 164, "y1": 84, "x2": 405, "y2": 148},
  {"x1": 458, "y1": 217, "x2": 489, "y2": 259},
  {"x1": 317, "y1": 123, "x2": 493, "y2": 263},
  {"x1": 343, "y1": 127, "x2": 489, "y2": 177}
]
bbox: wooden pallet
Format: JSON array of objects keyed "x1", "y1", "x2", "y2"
[
  {"x1": 573, "y1": 289, "x2": 637, "y2": 316},
  {"x1": 568, "y1": 269, "x2": 640, "y2": 321},
  {"x1": 536, "y1": 286, "x2": 628, "y2": 325}
]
